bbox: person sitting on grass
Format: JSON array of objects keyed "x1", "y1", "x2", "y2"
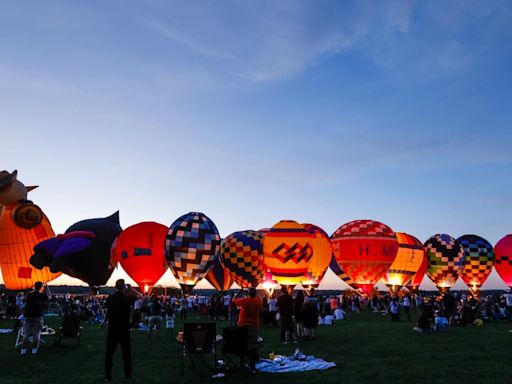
[
  {"x1": 413, "y1": 310, "x2": 433, "y2": 333},
  {"x1": 434, "y1": 311, "x2": 449, "y2": 332},
  {"x1": 334, "y1": 306, "x2": 347, "y2": 320}
]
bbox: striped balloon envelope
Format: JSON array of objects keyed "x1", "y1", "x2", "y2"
[
  {"x1": 300, "y1": 224, "x2": 332, "y2": 290},
  {"x1": 329, "y1": 256, "x2": 358, "y2": 289},
  {"x1": 406, "y1": 252, "x2": 428, "y2": 292},
  {"x1": 494, "y1": 234, "x2": 512, "y2": 288},
  {"x1": 220, "y1": 230, "x2": 265, "y2": 288},
  {"x1": 263, "y1": 220, "x2": 314, "y2": 287},
  {"x1": 0, "y1": 204, "x2": 61, "y2": 290},
  {"x1": 205, "y1": 257, "x2": 234, "y2": 292},
  {"x1": 381, "y1": 232, "x2": 425, "y2": 292},
  {"x1": 165, "y1": 212, "x2": 221, "y2": 294},
  {"x1": 425, "y1": 234, "x2": 465, "y2": 293},
  {"x1": 331, "y1": 219, "x2": 398, "y2": 294},
  {"x1": 458, "y1": 234, "x2": 494, "y2": 296}
]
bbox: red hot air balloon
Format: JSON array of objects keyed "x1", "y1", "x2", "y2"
[
  {"x1": 112, "y1": 222, "x2": 168, "y2": 293},
  {"x1": 331, "y1": 219, "x2": 398, "y2": 294},
  {"x1": 495, "y1": 235, "x2": 512, "y2": 288}
]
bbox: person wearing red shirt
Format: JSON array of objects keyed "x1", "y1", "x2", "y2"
[{"x1": 234, "y1": 288, "x2": 262, "y2": 373}]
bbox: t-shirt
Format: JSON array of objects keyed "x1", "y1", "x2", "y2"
[
  {"x1": 323, "y1": 314, "x2": 334, "y2": 325},
  {"x1": 268, "y1": 298, "x2": 277, "y2": 312},
  {"x1": 24, "y1": 291, "x2": 48, "y2": 318},
  {"x1": 105, "y1": 291, "x2": 136, "y2": 331},
  {"x1": 504, "y1": 293, "x2": 512, "y2": 307},
  {"x1": 277, "y1": 294, "x2": 294, "y2": 320},
  {"x1": 234, "y1": 296, "x2": 262, "y2": 328}
]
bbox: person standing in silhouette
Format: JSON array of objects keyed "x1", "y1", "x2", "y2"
[{"x1": 104, "y1": 279, "x2": 140, "y2": 381}]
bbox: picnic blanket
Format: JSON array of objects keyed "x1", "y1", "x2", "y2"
[
  {"x1": 0, "y1": 328, "x2": 13, "y2": 334},
  {"x1": 256, "y1": 353, "x2": 336, "y2": 373}
]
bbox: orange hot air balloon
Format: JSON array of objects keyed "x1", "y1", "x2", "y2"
[
  {"x1": 112, "y1": 222, "x2": 168, "y2": 292},
  {"x1": 407, "y1": 253, "x2": 428, "y2": 292},
  {"x1": 301, "y1": 224, "x2": 332, "y2": 291},
  {"x1": 0, "y1": 204, "x2": 61, "y2": 290},
  {"x1": 381, "y1": 232, "x2": 425, "y2": 293},
  {"x1": 263, "y1": 220, "x2": 314, "y2": 289},
  {"x1": 331, "y1": 219, "x2": 398, "y2": 294},
  {"x1": 205, "y1": 258, "x2": 233, "y2": 292}
]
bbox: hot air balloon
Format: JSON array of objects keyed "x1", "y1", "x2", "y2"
[
  {"x1": 381, "y1": 233, "x2": 425, "y2": 293},
  {"x1": 263, "y1": 220, "x2": 314, "y2": 291},
  {"x1": 494, "y1": 234, "x2": 512, "y2": 288},
  {"x1": 0, "y1": 170, "x2": 61, "y2": 290},
  {"x1": 457, "y1": 235, "x2": 494, "y2": 297},
  {"x1": 111, "y1": 222, "x2": 168, "y2": 293},
  {"x1": 164, "y1": 212, "x2": 220, "y2": 294},
  {"x1": 220, "y1": 230, "x2": 265, "y2": 288},
  {"x1": 424, "y1": 234, "x2": 465, "y2": 294},
  {"x1": 31, "y1": 212, "x2": 122, "y2": 291},
  {"x1": 330, "y1": 219, "x2": 398, "y2": 294},
  {"x1": 300, "y1": 224, "x2": 332, "y2": 294},
  {"x1": 406, "y1": 253, "x2": 428, "y2": 293},
  {"x1": 329, "y1": 256, "x2": 358, "y2": 289},
  {"x1": 205, "y1": 258, "x2": 233, "y2": 292}
]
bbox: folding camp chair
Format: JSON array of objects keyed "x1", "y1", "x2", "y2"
[
  {"x1": 221, "y1": 326, "x2": 249, "y2": 371},
  {"x1": 53, "y1": 313, "x2": 82, "y2": 347},
  {"x1": 14, "y1": 317, "x2": 42, "y2": 350},
  {"x1": 181, "y1": 322, "x2": 217, "y2": 376}
]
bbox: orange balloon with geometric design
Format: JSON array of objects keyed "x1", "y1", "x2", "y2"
[
  {"x1": 300, "y1": 223, "x2": 332, "y2": 290},
  {"x1": 381, "y1": 232, "x2": 425, "y2": 293},
  {"x1": 331, "y1": 219, "x2": 398, "y2": 294},
  {"x1": 263, "y1": 220, "x2": 314, "y2": 287}
]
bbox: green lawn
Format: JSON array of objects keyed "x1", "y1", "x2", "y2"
[{"x1": 1, "y1": 310, "x2": 511, "y2": 384}]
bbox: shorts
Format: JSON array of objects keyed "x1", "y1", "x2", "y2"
[
  {"x1": 149, "y1": 316, "x2": 163, "y2": 329},
  {"x1": 23, "y1": 317, "x2": 43, "y2": 343}
]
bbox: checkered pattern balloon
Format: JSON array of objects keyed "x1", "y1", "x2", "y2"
[
  {"x1": 300, "y1": 224, "x2": 332, "y2": 288},
  {"x1": 494, "y1": 234, "x2": 512, "y2": 288},
  {"x1": 263, "y1": 220, "x2": 314, "y2": 286},
  {"x1": 458, "y1": 235, "x2": 494, "y2": 295},
  {"x1": 381, "y1": 232, "x2": 425, "y2": 289},
  {"x1": 220, "y1": 230, "x2": 265, "y2": 288},
  {"x1": 425, "y1": 234, "x2": 465, "y2": 291},
  {"x1": 206, "y1": 258, "x2": 234, "y2": 292},
  {"x1": 165, "y1": 212, "x2": 220, "y2": 290},
  {"x1": 330, "y1": 219, "x2": 398, "y2": 293}
]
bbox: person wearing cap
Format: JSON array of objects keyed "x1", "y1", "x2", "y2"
[{"x1": 103, "y1": 279, "x2": 141, "y2": 381}]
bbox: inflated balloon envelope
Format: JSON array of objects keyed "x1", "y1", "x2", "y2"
[
  {"x1": 458, "y1": 234, "x2": 494, "y2": 297},
  {"x1": 31, "y1": 212, "x2": 122, "y2": 289},
  {"x1": 494, "y1": 234, "x2": 512, "y2": 289}
]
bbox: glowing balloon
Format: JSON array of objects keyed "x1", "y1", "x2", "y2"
[
  {"x1": 0, "y1": 170, "x2": 60, "y2": 290},
  {"x1": 263, "y1": 220, "x2": 314, "y2": 287},
  {"x1": 31, "y1": 212, "x2": 122, "y2": 289},
  {"x1": 494, "y1": 234, "x2": 512, "y2": 288},
  {"x1": 406, "y1": 253, "x2": 428, "y2": 292},
  {"x1": 457, "y1": 235, "x2": 494, "y2": 296},
  {"x1": 381, "y1": 232, "x2": 425, "y2": 292},
  {"x1": 425, "y1": 234, "x2": 465, "y2": 293},
  {"x1": 331, "y1": 219, "x2": 398, "y2": 293},
  {"x1": 300, "y1": 224, "x2": 331, "y2": 290},
  {"x1": 112, "y1": 222, "x2": 168, "y2": 292},
  {"x1": 205, "y1": 258, "x2": 233, "y2": 292},
  {"x1": 220, "y1": 230, "x2": 265, "y2": 288},
  {"x1": 0, "y1": 205, "x2": 60, "y2": 290},
  {"x1": 329, "y1": 256, "x2": 358, "y2": 289},
  {"x1": 165, "y1": 212, "x2": 220, "y2": 294}
]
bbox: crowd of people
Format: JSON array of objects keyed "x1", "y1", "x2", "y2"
[{"x1": 2, "y1": 283, "x2": 512, "y2": 379}]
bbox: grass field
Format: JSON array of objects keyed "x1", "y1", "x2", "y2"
[{"x1": 1, "y1": 310, "x2": 511, "y2": 384}]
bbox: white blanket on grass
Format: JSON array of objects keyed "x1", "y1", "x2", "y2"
[{"x1": 256, "y1": 355, "x2": 336, "y2": 373}]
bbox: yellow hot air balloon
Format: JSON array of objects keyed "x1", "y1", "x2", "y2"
[
  {"x1": 0, "y1": 204, "x2": 61, "y2": 290},
  {"x1": 300, "y1": 223, "x2": 332, "y2": 293},
  {"x1": 263, "y1": 220, "x2": 314, "y2": 290},
  {"x1": 381, "y1": 232, "x2": 425, "y2": 293}
]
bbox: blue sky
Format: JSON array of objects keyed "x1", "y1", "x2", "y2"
[{"x1": 1, "y1": 1, "x2": 511, "y2": 289}]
